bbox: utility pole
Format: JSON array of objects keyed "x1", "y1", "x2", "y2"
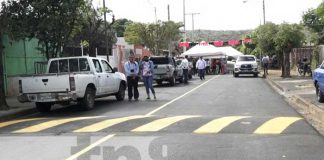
[
  {"x1": 262, "y1": 0, "x2": 265, "y2": 24},
  {"x1": 103, "y1": 0, "x2": 109, "y2": 61},
  {"x1": 185, "y1": 13, "x2": 200, "y2": 41},
  {"x1": 167, "y1": 4, "x2": 170, "y2": 21},
  {"x1": 183, "y1": 0, "x2": 186, "y2": 52},
  {"x1": 154, "y1": 7, "x2": 157, "y2": 23},
  {"x1": 243, "y1": 0, "x2": 265, "y2": 25},
  {"x1": 167, "y1": 4, "x2": 171, "y2": 56}
]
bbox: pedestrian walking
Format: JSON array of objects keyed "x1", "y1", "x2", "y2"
[
  {"x1": 124, "y1": 54, "x2": 139, "y2": 101},
  {"x1": 180, "y1": 55, "x2": 190, "y2": 84},
  {"x1": 211, "y1": 59, "x2": 217, "y2": 75},
  {"x1": 262, "y1": 55, "x2": 270, "y2": 77},
  {"x1": 192, "y1": 58, "x2": 197, "y2": 76},
  {"x1": 216, "y1": 59, "x2": 222, "y2": 74},
  {"x1": 205, "y1": 59, "x2": 211, "y2": 75},
  {"x1": 140, "y1": 56, "x2": 156, "y2": 100},
  {"x1": 196, "y1": 56, "x2": 206, "y2": 80}
]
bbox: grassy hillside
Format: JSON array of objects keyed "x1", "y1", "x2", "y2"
[{"x1": 185, "y1": 30, "x2": 253, "y2": 42}]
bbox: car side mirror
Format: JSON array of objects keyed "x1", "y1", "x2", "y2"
[{"x1": 113, "y1": 67, "x2": 118, "y2": 73}]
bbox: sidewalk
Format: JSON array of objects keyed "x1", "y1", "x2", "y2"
[
  {"x1": 0, "y1": 97, "x2": 36, "y2": 121},
  {"x1": 265, "y1": 69, "x2": 324, "y2": 135}
]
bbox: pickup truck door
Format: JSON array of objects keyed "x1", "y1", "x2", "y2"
[
  {"x1": 101, "y1": 60, "x2": 118, "y2": 93},
  {"x1": 92, "y1": 59, "x2": 107, "y2": 95}
]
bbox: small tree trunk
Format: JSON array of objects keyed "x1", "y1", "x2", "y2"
[
  {"x1": 280, "y1": 53, "x2": 285, "y2": 77},
  {"x1": 282, "y1": 50, "x2": 291, "y2": 77},
  {"x1": 0, "y1": 36, "x2": 9, "y2": 110}
]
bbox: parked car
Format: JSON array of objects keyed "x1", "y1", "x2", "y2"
[
  {"x1": 17, "y1": 56, "x2": 127, "y2": 112},
  {"x1": 150, "y1": 56, "x2": 183, "y2": 86},
  {"x1": 233, "y1": 55, "x2": 259, "y2": 77},
  {"x1": 313, "y1": 61, "x2": 324, "y2": 102}
]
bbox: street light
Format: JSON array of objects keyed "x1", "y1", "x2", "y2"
[{"x1": 243, "y1": 0, "x2": 265, "y2": 25}]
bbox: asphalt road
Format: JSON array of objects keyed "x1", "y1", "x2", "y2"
[{"x1": 0, "y1": 75, "x2": 323, "y2": 160}]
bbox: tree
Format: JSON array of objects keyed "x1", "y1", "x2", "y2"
[
  {"x1": 254, "y1": 22, "x2": 279, "y2": 57},
  {"x1": 0, "y1": 2, "x2": 9, "y2": 110},
  {"x1": 124, "y1": 21, "x2": 183, "y2": 55},
  {"x1": 239, "y1": 35, "x2": 256, "y2": 55},
  {"x1": 124, "y1": 22, "x2": 145, "y2": 45},
  {"x1": 112, "y1": 18, "x2": 132, "y2": 37},
  {"x1": 274, "y1": 23, "x2": 305, "y2": 77},
  {"x1": 71, "y1": 2, "x2": 116, "y2": 57},
  {"x1": 302, "y1": 1, "x2": 324, "y2": 44},
  {"x1": 2, "y1": 0, "x2": 86, "y2": 60}
]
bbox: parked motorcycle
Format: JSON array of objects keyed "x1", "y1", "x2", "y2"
[{"x1": 297, "y1": 62, "x2": 312, "y2": 76}]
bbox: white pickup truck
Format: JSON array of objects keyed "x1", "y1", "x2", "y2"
[{"x1": 18, "y1": 56, "x2": 127, "y2": 112}]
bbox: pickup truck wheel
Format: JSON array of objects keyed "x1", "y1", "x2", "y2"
[
  {"x1": 116, "y1": 83, "x2": 126, "y2": 101},
  {"x1": 82, "y1": 87, "x2": 95, "y2": 110},
  {"x1": 178, "y1": 76, "x2": 183, "y2": 83},
  {"x1": 234, "y1": 73, "x2": 238, "y2": 77},
  {"x1": 253, "y1": 73, "x2": 258, "y2": 77},
  {"x1": 316, "y1": 84, "x2": 324, "y2": 102},
  {"x1": 156, "y1": 80, "x2": 163, "y2": 85},
  {"x1": 169, "y1": 75, "x2": 176, "y2": 86},
  {"x1": 35, "y1": 102, "x2": 52, "y2": 113}
]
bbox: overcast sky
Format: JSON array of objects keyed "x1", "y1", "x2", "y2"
[
  {"x1": 1, "y1": 0, "x2": 322, "y2": 30},
  {"x1": 95, "y1": 0, "x2": 323, "y2": 30}
]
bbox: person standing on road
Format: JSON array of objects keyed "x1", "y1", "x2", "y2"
[
  {"x1": 196, "y1": 56, "x2": 206, "y2": 80},
  {"x1": 262, "y1": 55, "x2": 270, "y2": 77},
  {"x1": 302, "y1": 56, "x2": 309, "y2": 76},
  {"x1": 180, "y1": 55, "x2": 190, "y2": 84},
  {"x1": 140, "y1": 56, "x2": 156, "y2": 100},
  {"x1": 124, "y1": 54, "x2": 139, "y2": 101}
]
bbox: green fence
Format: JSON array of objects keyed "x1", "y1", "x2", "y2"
[{"x1": 2, "y1": 36, "x2": 46, "y2": 95}]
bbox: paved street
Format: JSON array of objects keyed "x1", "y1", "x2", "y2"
[{"x1": 0, "y1": 75, "x2": 323, "y2": 160}]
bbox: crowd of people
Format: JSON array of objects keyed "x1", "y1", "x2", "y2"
[
  {"x1": 123, "y1": 52, "x2": 229, "y2": 101},
  {"x1": 188, "y1": 57, "x2": 227, "y2": 76}
]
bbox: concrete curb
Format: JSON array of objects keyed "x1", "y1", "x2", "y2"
[
  {"x1": 265, "y1": 77, "x2": 285, "y2": 93},
  {"x1": 0, "y1": 107, "x2": 36, "y2": 122},
  {"x1": 288, "y1": 95, "x2": 324, "y2": 135},
  {"x1": 265, "y1": 78, "x2": 285, "y2": 95},
  {"x1": 291, "y1": 95, "x2": 324, "y2": 123},
  {"x1": 265, "y1": 77, "x2": 324, "y2": 135}
]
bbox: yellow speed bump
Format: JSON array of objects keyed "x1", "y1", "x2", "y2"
[
  {"x1": 254, "y1": 117, "x2": 302, "y2": 134},
  {"x1": 14, "y1": 116, "x2": 101, "y2": 133},
  {"x1": 194, "y1": 116, "x2": 250, "y2": 134},
  {"x1": 0, "y1": 118, "x2": 47, "y2": 128},
  {"x1": 74, "y1": 115, "x2": 150, "y2": 132},
  {"x1": 132, "y1": 115, "x2": 200, "y2": 132}
]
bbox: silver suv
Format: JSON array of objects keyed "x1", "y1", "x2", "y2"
[
  {"x1": 233, "y1": 55, "x2": 259, "y2": 77},
  {"x1": 150, "y1": 56, "x2": 183, "y2": 86}
]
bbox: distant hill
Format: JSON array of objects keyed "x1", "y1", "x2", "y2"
[{"x1": 185, "y1": 30, "x2": 253, "y2": 42}]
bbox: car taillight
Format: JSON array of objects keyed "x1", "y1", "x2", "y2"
[
  {"x1": 69, "y1": 77, "x2": 76, "y2": 91},
  {"x1": 19, "y1": 80, "x2": 22, "y2": 93}
]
